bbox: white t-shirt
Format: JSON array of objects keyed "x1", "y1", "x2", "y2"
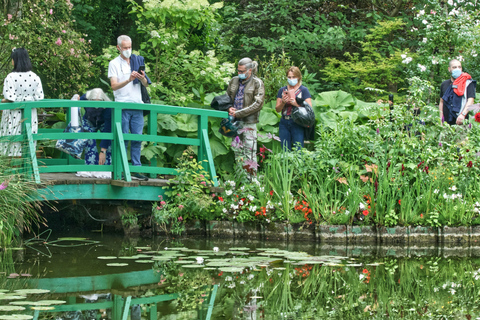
[{"x1": 108, "y1": 55, "x2": 142, "y2": 103}]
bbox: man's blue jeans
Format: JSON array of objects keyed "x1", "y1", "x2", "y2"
[
  {"x1": 279, "y1": 117, "x2": 304, "y2": 151},
  {"x1": 122, "y1": 109, "x2": 144, "y2": 166}
]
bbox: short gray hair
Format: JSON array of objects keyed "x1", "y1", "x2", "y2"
[
  {"x1": 117, "y1": 35, "x2": 132, "y2": 46},
  {"x1": 86, "y1": 88, "x2": 110, "y2": 101},
  {"x1": 449, "y1": 59, "x2": 461, "y2": 68},
  {"x1": 238, "y1": 57, "x2": 258, "y2": 74}
]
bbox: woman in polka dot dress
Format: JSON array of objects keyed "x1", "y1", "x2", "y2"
[{"x1": 0, "y1": 48, "x2": 44, "y2": 156}]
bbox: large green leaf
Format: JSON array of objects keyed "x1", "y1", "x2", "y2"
[
  {"x1": 51, "y1": 121, "x2": 66, "y2": 129},
  {"x1": 141, "y1": 142, "x2": 167, "y2": 161},
  {"x1": 314, "y1": 90, "x2": 355, "y2": 112},
  {"x1": 354, "y1": 99, "x2": 387, "y2": 120},
  {"x1": 258, "y1": 108, "x2": 279, "y2": 126},
  {"x1": 209, "y1": 137, "x2": 229, "y2": 159},
  {"x1": 338, "y1": 111, "x2": 358, "y2": 122},
  {"x1": 175, "y1": 114, "x2": 198, "y2": 133},
  {"x1": 157, "y1": 114, "x2": 178, "y2": 132},
  {"x1": 318, "y1": 111, "x2": 338, "y2": 130}
]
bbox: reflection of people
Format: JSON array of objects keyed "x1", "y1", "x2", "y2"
[
  {"x1": 226, "y1": 58, "x2": 265, "y2": 170},
  {"x1": 0, "y1": 48, "x2": 44, "y2": 156},
  {"x1": 275, "y1": 67, "x2": 312, "y2": 151},
  {"x1": 71, "y1": 89, "x2": 112, "y2": 165},
  {"x1": 108, "y1": 35, "x2": 151, "y2": 180},
  {"x1": 439, "y1": 59, "x2": 476, "y2": 125}
]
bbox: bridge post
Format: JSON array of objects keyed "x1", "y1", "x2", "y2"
[{"x1": 147, "y1": 110, "x2": 158, "y2": 179}]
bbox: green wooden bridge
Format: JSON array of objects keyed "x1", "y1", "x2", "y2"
[
  {"x1": 1, "y1": 100, "x2": 227, "y2": 202},
  {"x1": 7, "y1": 269, "x2": 217, "y2": 320}
]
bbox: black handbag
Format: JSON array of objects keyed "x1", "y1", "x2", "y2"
[
  {"x1": 141, "y1": 85, "x2": 151, "y2": 116},
  {"x1": 211, "y1": 94, "x2": 233, "y2": 111},
  {"x1": 291, "y1": 99, "x2": 315, "y2": 128}
]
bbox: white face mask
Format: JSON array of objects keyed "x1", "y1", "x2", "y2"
[{"x1": 122, "y1": 49, "x2": 132, "y2": 59}]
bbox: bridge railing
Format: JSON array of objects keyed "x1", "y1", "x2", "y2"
[{"x1": 0, "y1": 99, "x2": 227, "y2": 186}]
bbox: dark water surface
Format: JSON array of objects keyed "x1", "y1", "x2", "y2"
[{"x1": 1, "y1": 231, "x2": 480, "y2": 319}]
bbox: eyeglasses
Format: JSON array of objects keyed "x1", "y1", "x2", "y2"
[{"x1": 237, "y1": 69, "x2": 248, "y2": 74}]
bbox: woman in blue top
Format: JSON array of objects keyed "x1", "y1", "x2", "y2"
[{"x1": 275, "y1": 66, "x2": 312, "y2": 151}]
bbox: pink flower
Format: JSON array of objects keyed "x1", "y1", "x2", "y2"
[
  {"x1": 0, "y1": 182, "x2": 7, "y2": 190},
  {"x1": 49, "y1": 9, "x2": 53, "y2": 14},
  {"x1": 7, "y1": 14, "x2": 12, "y2": 20},
  {"x1": 201, "y1": 181, "x2": 206, "y2": 186},
  {"x1": 178, "y1": 205, "x2": 184, "y2": 209},
  {"x1": 158, "y1": 195, "x2": 163, "y2": 199},
  {"x1": 55, "y1": 38, "x2": 62, "y2": 45},
  {"x1": 200, "y1": 174, "x2": 204, "y2": 178},
  {"x1": 62, "y1": 30, "x2": 66, "y2": 33},
  {"x1": 9, "y1": 34, "x2": 14, "y2": 40},
  {"x1": 70, "y1": 48, "x2": 74, "y2": 55},
  {"x1": 160, "y1": 201, "x2": 166, "y2": 205},
  {"x1": 156, "y1": 206, "x2": 161, "y2": 210},
  {"x1": 178, "y1": 216, "x2": 183, "y2": 221}
]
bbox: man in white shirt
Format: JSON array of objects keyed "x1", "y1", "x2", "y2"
[{"x1": 107, "y1": 35, "x2": 150, "y2": 180}]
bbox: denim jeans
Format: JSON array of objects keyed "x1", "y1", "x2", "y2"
[
  {"x1": 279, "y1": 117, "x2": 304, "y2": 151},
  {"x1": 122, "y1": 109, "x2": 144, "y2": 166}
]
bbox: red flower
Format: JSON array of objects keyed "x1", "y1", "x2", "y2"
[
  {"x1": 362, "y1": 268, "x2": 369, "y2": 274},
  {"x1": 218, "y1": 196, "x2": 224, "y2": 202},
  {"x1": 398, "y1": 199, "x2": 401, "y2": 205},
  {"x1": 420, "y1": 214, "x2": 424, "y2": 218},
  {"x1": 218, "y1": 271, "x2": 223, "y2": 277},
  {"x1": 467, "y1": 161, "x2": 473, "y2": 168},
  {"x1": 362, "y1": 210, "x2": 369, "y2": 216},
  {"x1": 475, "y1": 112, "x2": 480, "y2": 123},
  {"x1": 269, "y1": 190, "x2": 274, "y2": 196}
]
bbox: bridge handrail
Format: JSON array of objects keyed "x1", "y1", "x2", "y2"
[{"x1": 0, "y1": 99, "x2": 228, "y2": 186}]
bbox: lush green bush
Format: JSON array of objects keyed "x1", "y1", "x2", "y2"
[{"x1": 0, "y1": 0, "x2": 98, "y2": 98}]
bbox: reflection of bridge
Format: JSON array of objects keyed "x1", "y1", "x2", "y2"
[
  {"x1": 1, "y1": 100, "x2": 226, "y2": 201},
  {"x1": 20, "y1": 269, "x2": 217, "y2": 320}
]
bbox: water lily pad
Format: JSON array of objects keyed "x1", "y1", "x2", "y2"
[
  {"x1": 106, "y1": 263, "x2": 128, "y2": 267},
  {"x1": 151, "y1": 256, "x2": 172, "y2": 261},
  {"x1": 229, "y1": 247, "x2": 250, "y2": 251},
  {"x1": 204, "y1": 268, "x2": 217, "y2": 270},
  {"x1": 206, "y1": 262, "x2": 232, "y2": 267},
  {"x1": 0, "y1": 306, "x2": 25, "y2": 311},
  {"x1": 9, "y1": 302, "x2": 35, "y2": 306},
  {"x1": 118, "y1": 256, "x2": 138, "y2": 260},
  {"x1": 0, "y1": 296, "x2": 26, "y2": 301},
  {"x1": 0, "y1": 315, "x2": 33, "y2": 320},
  {"x1": 296, "y1": 261, "x2": 324, "y2": 265},
  {"x1": 181, "y1": 264, "x2": 205, "y2": 268},
  {"x1": 135, "y1": 260, "x2": 154, "y2": 264},
  {"x1": 57, "y1": 237, "x2": 87, "y2": 241},
  {"x1": 173, "y1": 260, "x2": 194, "y2": 264},
  {"x1": 0, "y1": 290, "x2": 9, "y2": 293},
  {"x1": 33, "y1": 300, "x2": 66, "y2": 306},
  {"x1": 14, "y1": 289, "x2": 50, "y2": 295},
  {"x1": 97, "y1": 256, "x2": 117, "y2": 260},
  {"x1": 30, "y1": 307, "x2": 55, "y2": 311},
  {"x1": 218, "y1": 267, "x2": 244, "y2": 273},
  {"x1": 134, "y1": 247, "x2": 151, "y2": 250}
]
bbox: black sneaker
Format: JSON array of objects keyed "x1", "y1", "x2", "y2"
[{"x1": 131, "y1": 172, "x2": 149, "y2": 181}]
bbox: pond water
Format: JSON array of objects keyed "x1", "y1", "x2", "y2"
[{"x1": 1, "y1": 231, "x2": 480, "y2": 320}]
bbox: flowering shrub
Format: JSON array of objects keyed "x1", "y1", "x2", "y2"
[{"x1": 0, "y1": 0, "x2": 97, "y2": 98}]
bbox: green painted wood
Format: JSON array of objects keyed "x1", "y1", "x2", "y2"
[
  {"x1": 122, "y1": 296, "x2": 132, "y2": 320},
  {"x1": 205, "y1": 284, "x2": 218, "y2": 320},
  {"x1": 112, "y1": 107, "x2": 122, "y2": 181},
  {"x1": 36, "y1": 184, "x2": 166, "y2": 201},
  {"x1": 130, "y1": 294, "x2": 179, "y2": 304},
  {"x1": 149, "y1": 303, "x2": 157, "y2": 320},
  {"x1": 113, "y1": 294, "x2": 123, "y2": 320},
  {"x1": 36, "y1": 132, "x2": 113, "y2": 140},
  {"x1": 33, "y1": 309, "x2": 39, "y2": 320},
  {"x1": 27, "y1": 269, "x2": 161, "y2": 293},
  {"x1": 201, "y1": 129, "x2": 218, "y2": 187},
  {"x1": 43, "y1": 301, "x2": 114, "y2": 312},
  {"x1": 25, "y1": 123, "x2": 40, "y2": 183},
  {"x1": 115, "y1": 122, "x2": 131, "y2": 182},
  {"x1": 148, "y1": 111, "x2": 158, "y2": 179},
  {"x1": 122, "y1": 134, "x2": 200, "y2": 146},
  {"x1": 39, "y1": 165, "x2": 114, "y2": 173}
]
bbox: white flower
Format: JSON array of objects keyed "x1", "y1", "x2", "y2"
[
  {"x1": 225, "y1": 276, "x2": 232, "y2": 281},
  {"x1": 434, "y1": 287, "x2": 439, "y2": 292},
  {"x1": 418, "y1": 64, "x2": 427, "y2": 72},
  {"x1": 401, "y1": 54, "x2": 407, "y2": 59},
  {"x1": 433, "y1": 189, "x2": 439, "y2": 194},
  {"x1": 228, "y1": 283, "x2": 236, "y2": 288},
  {"x1": 449, "y1": 288, "x2": 456, "y2": 295},
  {"x1": 239, "y1": 200, "x2": 244, "y2": 206},
  {"x1": 422, "y1": 19, "x2": 428, "y2": 24},
  {"x1": 359, "y1": 203, "x2": 366, "y2": 210},
  {"x1": 226, "y1": 190, "x2": 233, "y2": 196},
  {"x1": 402, "y1": 57, "x2": 413, "y2": 64},
  {"x1": 247, "y1": 195, "x2": 255, "y2": 201},
  {"x1": 249, "y1": 206, "x2": 257, "y2": 212},
  {"x1": 248, "y1": 274, "x2": 254, "y2": 280},
  {"x1": 449, "y1": 186, "x2": 457, "y2": 191},
  {"x1": 417, "y1": 10, "x2": 425, "y2": 17},
  {"x1": 240, "y1": 186, "x2": 245, "y2": 191},
  {"x1": 213, "y1": 247, "x2": 219, "y2": 252},
  {"x1": 432, "y1": 59, "x2": 439, "y2": 65},
  {"x1": 200, "y1": 70, "x2": 206, "y2": 76},
  {"x1": 196, "y1": 257, "x2": 204, "y2": 264},
  {"x1": 411, "y1": 27, "x2": 418, "y2": 32},
  {"x1": 222, "y1": 208, "x2": 228, "y2": 213},
  {"x1": 448, "y1": 0, "x2": 453, "y2": 5},
  {"x1": 422, "y1": 37, "x2": 427, "y2": 43}
]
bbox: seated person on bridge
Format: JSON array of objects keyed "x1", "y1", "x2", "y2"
[{"x1": 71, "y1": 88, "x2": 112, "y2": 166}]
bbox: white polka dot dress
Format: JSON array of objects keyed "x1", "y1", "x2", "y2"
[{"x1": 0, "y1": 71, "x2": 44, "y2": 156}]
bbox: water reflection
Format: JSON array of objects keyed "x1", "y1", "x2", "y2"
[{"x1": 0, "y1": 232, "x2": 479, "y2": 319}]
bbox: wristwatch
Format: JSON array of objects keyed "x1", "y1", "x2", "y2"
[{"x1": 100, "y1": 150, "x2": 106, "y2": 154}]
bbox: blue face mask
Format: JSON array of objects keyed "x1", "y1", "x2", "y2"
[
  {"x1": 452, "y1": 69, "x2": 462, "y2": 79},
  {"x1": 287, "y1": 78, "x2": 298, "y2": 86},
  {"x1": 238, "y1": 73, "x2": 247, "y2": 80}
]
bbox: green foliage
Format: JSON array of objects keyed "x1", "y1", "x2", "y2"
[
  {"x1": 128, "y1": 0, "x2": 234, "y2": 105},
  {"x1": 0, "y1": 0, "x2": 98, "y2": 98},
  {"x1": 322, "y1": 19, "x2": 406, "y2": 98}
]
